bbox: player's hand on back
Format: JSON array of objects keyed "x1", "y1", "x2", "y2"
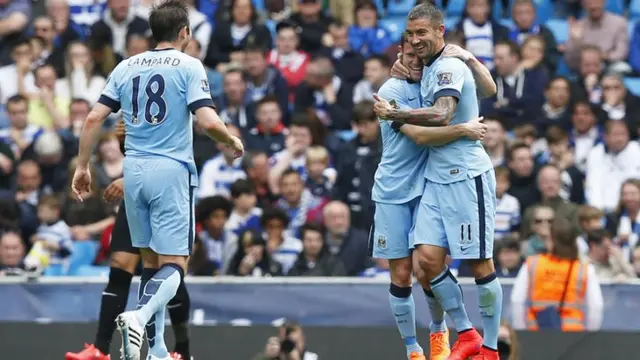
[
  {"x1": 390, "y1": 52, "x2": 410, "y2": 80},
  {"x1": 462, "y1": 117, "x2": 487, "y2": 141},
  {"x1": 72, "y1": 166, "x2": 92, "y2": 202},
  {"x1": 372, "y1": 93, "x2": 395, "y2": 119},
  {"x1": 104, "y1": 178, "x2": 124, "y2": 203},
  {"x1": 442, "y1": 44, "x2": 472, "y2": 62}
]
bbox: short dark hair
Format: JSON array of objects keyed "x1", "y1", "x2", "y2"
[
  {"x1": 507, "y1": 141, "x2": 531, "y2": 163},
  {"x1": 244, "y1": 42, "x2": 268, "y2": 55},
  {"x1": 70, "y1": 98, "x2": 90, "y2": 108},
  {"x1": 230, "y1": 179, "x2": 255, "y2": 198},
  {"x1": 261, "y1": 207, "x2": 290, "y2": 228},
  {"x1": 38, "y1": 194, "x2": 61, "y2": 210},
  {"x1": 604, "y1": 119, "x2": 629, "y2": 135},
  {"x1": 290, "y1": 116, "x2": 313, "y2": 132},
  {"x1": 407, "y1": 3, "x2": 443, "y2": 25},
  {"x1": 241, "y1": 150, "x2": 268, "y2": 172},
  {"x1": 12, "y1": 37, "x2": 31, "y2": 52},
  {"x1": 256, "y1": 95, "x2": 280, "y2": 111},
  {"x1": 494, "y1": 166, "x2": 510, "y2": 181},
  {"x1": 366, "y1": 54, "x2": 391, "y2": 69},
  {"x1": 300, "y1": 222, "x2": 324, "y2": 239},
  {"x1": 149, "y1": 0, "x2": 190, "y2": 43},
  {"x1": 353, "y1": 100, "x2": 376, "y2": 123},
  {"x1": 545, "y1": 126, "x2": 568, "y2": 145},
  {"x1": 499, "y1": 235, "x2": 521, "y2": 252},
  {"x1": 34, "y1": 63, "x2": 56, "y2": 78},
  {"x1": 276, "y1": 21, "x2": 296, "y2": 34},
  {"x1": 495, "y1": 40, "x2": 521, "y2": 59},
  {"x1": 7, "y1": 94, "x2": 28, "y2": 108},
  {"x1": 280, "y1": 168, "x2": 302, "y2": 182},
  {"x1": 586, "y1": 229, "x2": 611, "y2": 246},
  {"x1": 195, "y1": 195, "x2": 232, "y2": 223},
  {"x1": 546, "y1": 76, "x2": 570, "y2": 90}
]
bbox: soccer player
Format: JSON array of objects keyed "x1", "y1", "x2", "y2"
[
  {"x1": 65, "y1": 123, "x2": 191, "y2": 360},
  {"x1": 374, "y1": 4, "x2": 502, "y2": 360},
  {"x1": 373, "y1": 34, "x2": 488, "y2": 360},
  {"x1": 72, "y1": 2, "x2": 244, "y2": 360}
]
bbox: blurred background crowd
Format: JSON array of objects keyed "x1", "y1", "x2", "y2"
[{"x1": 0, "y1": 0, "x2": 640, "y2": 285}]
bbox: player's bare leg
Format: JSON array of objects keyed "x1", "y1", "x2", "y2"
[
  {"x1": 413, "y1": 255, "x2": 450, "y2": 360},
  {"x1": 414, "y1": 245, "x2": 482, "y2": 360},
  {"x1": 66, "y1": 251, "x2": 139, "y2": 360},
  {"x1": 388, "y1": 257, "x2": 426, "y2": 360},
  {"x1": 467, "y1": 259, "x2": 502, "y2": 360}
]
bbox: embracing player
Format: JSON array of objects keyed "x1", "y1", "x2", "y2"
[
  {"x1": 372, "y1": 34, "x2": 489, "y2": 360},
  {"x1": 72, "y1": 1, "x2": 243, "y2": 360},
  {"x1": 374, "y1": 3, "x2": 501, "y2": 360}
]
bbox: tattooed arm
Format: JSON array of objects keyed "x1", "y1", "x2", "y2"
[{"x1": 373, "y1": 94, "x2": 458, "y2": 127}]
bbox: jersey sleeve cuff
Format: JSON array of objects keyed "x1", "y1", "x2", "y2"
[
  {"x1": 434, "y1": 88, "x2": 461, "y2": 102},
  {"x1": 188, "y1": 98, "x2": 216, "y2": 114},
  {"x1": 98, "y1": 95, "x2": 121, "y2": 112},
  {"x1": 391, "y1": 121, "x2": 404, "y2": 132}
]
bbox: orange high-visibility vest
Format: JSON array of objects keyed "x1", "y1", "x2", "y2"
[{"x1": 525, "y1": 254, "x2": 589, "y2": 331}]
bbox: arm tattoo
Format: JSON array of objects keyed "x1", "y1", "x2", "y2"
[{"x1": 387, "y1": 96, "x2": 457, "y2": 127}]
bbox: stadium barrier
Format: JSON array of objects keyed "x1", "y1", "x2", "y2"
[
  {"x1": 1, "y1": 323, "x2": 639, "y2": 360},
  {"x1": 1, "y1": 277, "x2": 640, "y2": 329}
]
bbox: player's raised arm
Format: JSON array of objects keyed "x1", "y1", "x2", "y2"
[{"x1": 442, "y1": 44, "x2": 496, "y2": 99}]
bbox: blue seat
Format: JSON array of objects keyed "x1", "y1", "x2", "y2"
[
  {"x1": 492, "y1": 0, "x2": 505, "y2": 19},
  {"x1": 379, "y1": 17, "x2": 406, "y2": 43},
  {"x1": 444, "y1": 0, "x2": 465, "y2": 18},
  {"x1": 606, "y1": 0, "x2": 625, "y2": 15},
  {"x1": 632, "y1": 0, "x2": 640, "y2": 20},
  {"x1": 629, "y1": 19, "x2": 638, "y2": 40},
  {"x1": 43, "y1": 264, "x2": 65, "y2": 277},
  {"x1": 252, "y1": 0, "x2": 264, "y2": 12},
  {"x1": 386, "y1": 0, "x2": 416, "y2": 16},
  {"x1": 75, "y1": 265, "x2": 110, "y2": 277},
  {"x1": 555, "y1": 58, "x2": 573, "y2": 77},
  {"x1": 444, "y1": 16, "x2": 460, "y2": 31},
  {"x1": 66, "y1": 241, "x2": 100, "y2": 276},
  {"x1": 375, "y1": 0, "x2": 386, "y2": 15},
  {"x1": 264, "y1": 19, "x2": 276, "y2": 38},
  {"x1": 624, "y1": 77, "x2": 640, "y2": 96},
  {"x1": 499, "y1": 18, "x2": 514, "y2": 28},
  {"x1": 545, "y1": 19, "x2": 569, "y2": 44}
]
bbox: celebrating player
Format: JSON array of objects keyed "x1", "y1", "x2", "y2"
[
  {"x1": 373, "y1": 3, "x2": 502, "y2": 360},
  {"x1": 72, "y1": 1, "x2": 243, "y2": 359},
  {"x1": 372, "y1": 33, "x2": 488, "y2": 360},
  {"x1": 66, "y1": 121, "x2": 192, "y2": 360}
]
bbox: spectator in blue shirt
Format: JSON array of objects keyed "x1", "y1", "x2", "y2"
[{"x1": 347, "y1": 0, "x2": 392, "y2": 58}]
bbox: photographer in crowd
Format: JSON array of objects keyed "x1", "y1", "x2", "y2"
[{"x1": 254, "y1": 320, "x2": 318, "y2": 360}]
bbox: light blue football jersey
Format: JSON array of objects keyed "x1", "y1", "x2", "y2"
[
  {"x1": 371, "y1": 78, "x2": 429, "y2": 204},
  {"x1": 420, "y1": 55, "x2": 492, "y2": 184},
  {"x1": 99, "y1": 48, "x2": 215, "y2": 186}
]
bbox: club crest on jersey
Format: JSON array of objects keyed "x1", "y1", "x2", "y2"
[
  {"x1": 437, "y1": 72, "x2": 453, "y2": 86},
  {"x1": 201, "y1": 79, "x2": 210, "y2": 93},
  {"x1": 377, "y1": 235, "x2": 387, "y2": 249}
]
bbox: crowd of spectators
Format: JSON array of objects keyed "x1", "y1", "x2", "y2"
[{"x1": 1, "y1": 0, "x2": 640, "y2": 283}]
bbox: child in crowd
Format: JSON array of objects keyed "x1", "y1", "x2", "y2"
[
  {"x1": 226, "y1": 179, "x2": 263, "y2": 235},
  {"x1": 24, "y1": 195, "x2": 73, "y2": 273},
  {"x1": 494, "y1": 166, "x2": 521, "y2": 241},
  {"x1": 195, "y1": 196, "x2": 238, "y2": 275},
  {"x1": 304, "y1": 146, "x2": 334, "y2": 199}
]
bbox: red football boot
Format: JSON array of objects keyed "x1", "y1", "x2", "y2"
[
  {"x1": 469, "y1": 346, "x2": 500, "y2": 360},
  {"x1": 65, "y1": 344, "x2": 110, "y2": 360},
  {"x1": 447, "y1": 328, "x2": 483, "y2": 360}
]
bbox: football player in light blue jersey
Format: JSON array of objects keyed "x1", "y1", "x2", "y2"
[
  {"x1": 72, "y1": 2, "x2": 243, "y2": 360},
  {"x1": 373, "y1": 4, "x2": 501, "y2": 360},
  {"x1": 372, "y1": 34, "x2": 489, "y2": 360}
]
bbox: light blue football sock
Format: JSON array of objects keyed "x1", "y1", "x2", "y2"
[
  {"x1": 389, "y1": 284, "x2": 423, "y2": 356},
  {"x1": 429, "y1": 266, "x2": 473, "y2": 333},
  {"x1": 476, "y1": 273, "x2": 503, "y2": 351},
  {"x1": 424, "y1": 288, "x2": 447, "y2": 333},
  {"x1": 135, "y1": 264, "x2": 182, "y2": 358}
]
